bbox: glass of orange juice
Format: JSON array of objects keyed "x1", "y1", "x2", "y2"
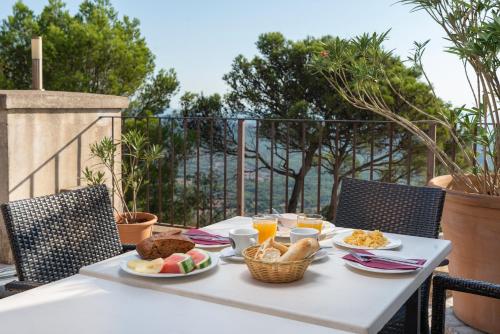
[
  {"x1": 297, "y1": 213, "x2": 323, "y2": 233},
  {"x1": 252, "y1": 214, "x2": 278, "y2": 244}
]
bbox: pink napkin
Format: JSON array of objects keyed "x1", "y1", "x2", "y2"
[
  {"x1": 183, "y1": 229, "x2": 230, "y2": 246},
  {"x1": 342, "y1": 249, "x2": 426, "y2": 270}
]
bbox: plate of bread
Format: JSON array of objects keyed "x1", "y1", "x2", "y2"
[
  {"x1": 121, "y1": 230, "x2": 218, "y2": 277},
  {"x1": 242, "y1": 238, "x2": 320, "y2": 283},
  {"x1": 332, "y1": 229, "x2": 402, "y2": 250}
]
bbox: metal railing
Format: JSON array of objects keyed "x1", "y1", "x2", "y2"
[{"x1": 103, "y1": 116, "x2": 440, "y2": 228}]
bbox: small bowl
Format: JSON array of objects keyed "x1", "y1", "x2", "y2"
[{"x1": 276, "y1": 213, "x2": 298, "y2": 229}]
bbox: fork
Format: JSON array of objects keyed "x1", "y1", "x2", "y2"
[{"x1": 349, "y1": 251, "x2": 424, "y2": 268}]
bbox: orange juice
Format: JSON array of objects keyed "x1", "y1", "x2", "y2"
[
  {"x1": 297, "y1": 214, "x2": 323, "y2": 233},
  {"x1": 252, "y1": 215, "x2": 278, "y2": 244}
]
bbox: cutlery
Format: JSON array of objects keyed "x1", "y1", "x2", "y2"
[
  {"x1": 356, "y1": 253, "x2": 421, "y2": 265},
  {"x1": 185, "y1": 236, "x2": 229, "y2": 243},
  {"x1": 183, "y1": 233, "x2": 229, "y2": 240},
  {"x1": 348, "y1": 251, "x2": 424, "y2": 268}
]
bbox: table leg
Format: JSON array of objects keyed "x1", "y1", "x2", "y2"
[{"x1": 404, "y1": 288, "x2": 421, "y2": 333}]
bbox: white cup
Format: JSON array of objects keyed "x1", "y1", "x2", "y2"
[
  {"x1": 290, "y1": 227, "x2": 319, "y2": 244},
  {"x1": 228, "y1": 228, "x2": 258, "y2": 256}
]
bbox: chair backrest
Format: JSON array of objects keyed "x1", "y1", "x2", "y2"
[
  {"x1": 1, "y1": 185, "x2": 122, "y2": 283},
  {"x1": 334, "y1": 178, "x2": 446, "y2": 334},
  {"x1": 334, "y1": 178, "x2": 446, "y2": 239}
]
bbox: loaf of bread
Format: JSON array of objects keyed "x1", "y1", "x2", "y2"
[
  {"x1": 278, "y1": 238, "x2": 319, "y2": 262},
  {"x1": 136, "y1": 230, "x2": 195, "y2": 259}
]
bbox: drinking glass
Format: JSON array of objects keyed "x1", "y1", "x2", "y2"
[
  {"x1": 296, "y1": 213, "x2": 323, "y2": 233},
  {"x1": 252, "y1": 214, "x2": 278, "y2": 244}
]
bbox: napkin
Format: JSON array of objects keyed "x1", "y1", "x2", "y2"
[
  {"x1": 342, "y1": 249, "x2": 426, "y2": 270},
  {"x1": 184, "y1": 229, "x2": 230, "y2": 246}
]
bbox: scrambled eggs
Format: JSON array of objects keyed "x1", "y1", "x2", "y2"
[{"x1": 343, "y1": 229, "x2": 389, "y2": 248}]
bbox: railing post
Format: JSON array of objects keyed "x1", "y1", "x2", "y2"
[
  {"x1": 236, "y1": 119, "x2": 245, "y2": 216},
  {"x1": 427, "y1": 122, "x2": 436, "y2": 183}
]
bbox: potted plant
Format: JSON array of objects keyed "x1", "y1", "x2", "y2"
[
  {"x1": 312, "y1": 1, "x2": 499, "y2": 332},
  {"x1": 83, "y1": 128, "x2": 163, "y2": 244}
]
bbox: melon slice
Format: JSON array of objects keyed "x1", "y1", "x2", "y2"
[
  {"x1": 186, "y1": 249, "x2": 212, "y2": 269},
  {"x1": 161, "y1": 253, "x2": 195, "y2": 274},
  {"x1": 128, "y1": 258, "x2": 163, "y2": 274}
]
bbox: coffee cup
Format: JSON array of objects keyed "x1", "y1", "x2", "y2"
[
  {"x1": 290, "y1": 227, "x2": 319, "y2": 243},
  {"x1": 229, "y1": 228, "x2": 259, "y2": 256}
]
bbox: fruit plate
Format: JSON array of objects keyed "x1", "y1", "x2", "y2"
[
  {"x1": 276, "y1": 221, "x2": 335, "y2": 238},
  {"x1": 332, "y1": 231, "x2": 402, "y2": 250},
  {"x1": 120, "y1": 253, "x2": 218, "y2": 278}
]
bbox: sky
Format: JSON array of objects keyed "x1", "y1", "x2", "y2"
[{"x1": 0, "y1": 0, "x2": 473, "y2": 109}]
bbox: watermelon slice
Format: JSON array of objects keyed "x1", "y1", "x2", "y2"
[
  {"x1": 161, "y1": 253, "x2": 195, "y2": 274},
  {"x1": 186, "y1": 249, "x2": 212, "y2": 269}
]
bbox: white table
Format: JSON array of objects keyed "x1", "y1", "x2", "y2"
[
  {"x1": 0, "y1": 274, "x2": 349, "y2": 334},
  {"x1": 79, "y1": 216, "x2": 451, "y2": 334}
]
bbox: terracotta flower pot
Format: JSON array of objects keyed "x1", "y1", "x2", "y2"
[
  {"x1": 429, "y1": 175, "x2": 500, "y2": 333},
  {"x1": 115, "y1": 212, "x2": 157, "y2": 245}
]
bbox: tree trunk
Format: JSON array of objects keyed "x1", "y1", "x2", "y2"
[{"x1": 286, "y1": 143, "x2": 319, "y2": 212}]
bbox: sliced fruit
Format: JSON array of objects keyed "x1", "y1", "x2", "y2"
[
  {"x1": 161, "y1": 253, "x2": 195, "y2": 274},
  {"x1": 186, "y1": 249, "x2": 212, "y2": 269},
  {"x1": 127, "y1": 258, "x2": 163, "y2": 274}
]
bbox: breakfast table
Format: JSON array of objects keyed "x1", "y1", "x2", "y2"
[{"x1": 0, "y1": 216, "x2": 451, "y2": 334}]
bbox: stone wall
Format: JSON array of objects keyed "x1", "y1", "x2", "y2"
[{"x1": 0, "y1": 90, "x2": 127, "y2": 263}]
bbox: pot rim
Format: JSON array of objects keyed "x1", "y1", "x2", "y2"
[
  {"x1": 115, "y1": 211, "x2": 158, "y2": 225},
  {"x1": 429, "y1": 175, "x2": 500, "y2": 209}
]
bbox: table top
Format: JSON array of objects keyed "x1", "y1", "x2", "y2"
[
  {"x1": 80, "y1": 216, "x2": 452, "y2": 334},
  {"x1": 0, "y1": 274, "x2": 350, "y2": 334}
]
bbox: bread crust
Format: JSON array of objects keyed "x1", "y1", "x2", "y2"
[
  {"x1": 278, "y1": 238, "x2": 319, "y2": 262},
  {"x1": 137, "y1": 231, "x2": 195, "y2": 259}
]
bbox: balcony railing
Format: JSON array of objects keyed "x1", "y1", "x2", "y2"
[{"x1": 101, "y1": 116, "x2": 446, "y2": 228}]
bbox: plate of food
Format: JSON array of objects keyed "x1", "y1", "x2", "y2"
[
  {"x1": 276, "y1": 221, "x2": 335, "y2": 238},
  {"x1": 121, "y1": 249, "x2": 218, "y2": 278},
  {"x1": 120, "y1": 230, "x2": 218, "y2": 277},
  {"x1": 332, "y1": 229, "x2": 401, "y2": 250}
]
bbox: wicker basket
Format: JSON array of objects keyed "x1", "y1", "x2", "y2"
[{"x1": 242, "y1": 245, "x2": 313, "y2": 283}]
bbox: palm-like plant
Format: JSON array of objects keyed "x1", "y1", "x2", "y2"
[
  {"x1": 313, "y1": 0, "x2": 499, "y2": 195},
  {"x1": 83, "y1": 129, "x2": 163, "y2": 223}
]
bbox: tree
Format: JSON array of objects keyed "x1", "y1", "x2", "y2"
[
  {"x1": 0, "y1": 0, "x2": 184, "y2": 222},
  {"x1": 223, "y1": 32, "x2": 447, "y2": 218}
]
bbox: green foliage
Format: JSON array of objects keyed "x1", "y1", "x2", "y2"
[
  {"x1": 85, "y1": 129, "x2": 162, "y2": 222},
  {"x1": 224, "y1": 32, "x2": 446, "y2": 217},
  {"x1": 0, "y1": 0, "x2": 179, "y2": 113},
  {"x1": 313, "y1": 0, "x2": 500, "y2": 195}
]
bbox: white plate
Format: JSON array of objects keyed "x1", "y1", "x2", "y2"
[
  {"x1": 332, "y1": 231, "x2": 402, "y2": 250},
  {"x1": 195, "y1": 243, "x2": 230, "y2": 250},
  {"x1": 311, "y1": 249, "x2": 329, "y2": 262},
  {"x1": 120, "y1": 253, "x2": 219, "y2": 278},
  {"x1": 219, "y1": 248, "x2": 245, "y2": 262},
  {"x1": 276, "y1": 221, "x2": 335, "y2": 238},
  {"x1": 344, "y1": 260, "x2": 420, "y2": 274}
]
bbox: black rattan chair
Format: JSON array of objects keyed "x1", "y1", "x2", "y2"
[
  {"x1": 1, "y1": 185, "x2": 135, "y2": 295},
  {"x1": 431, "y1": 274, "x2": 500, "y2": 334},
  {"x1": 334, "y1": 178, "x2": 446, "y2": 334}
]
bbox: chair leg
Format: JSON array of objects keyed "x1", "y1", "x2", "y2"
[
  {"x1": 404, "y1": 288, "x2": 421, "y2": 333},
  {"x1": 431, "y1": 276, "x2": 447, "y2": 334}
]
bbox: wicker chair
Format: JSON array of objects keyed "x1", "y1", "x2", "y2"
[
  {"x1": 334, "y1": 178, "x2": 446, "y2": 334},
  {"x1": 431, "y1": 274, "x2": 500, "y2": 334},
  {"x1": 1, "y1": 185, "x2": 135, "y2": 295}
]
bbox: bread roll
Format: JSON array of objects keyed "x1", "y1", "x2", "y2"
[
  {"x1": 278, "y1": 238, "x2": 319, "y2": 262},
  {"x1": 269, "y1": 239, "x2": 288, "y2": 255},
  {"x1": 260, "y1": 248, "x2": 281, "y2": 262}
]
